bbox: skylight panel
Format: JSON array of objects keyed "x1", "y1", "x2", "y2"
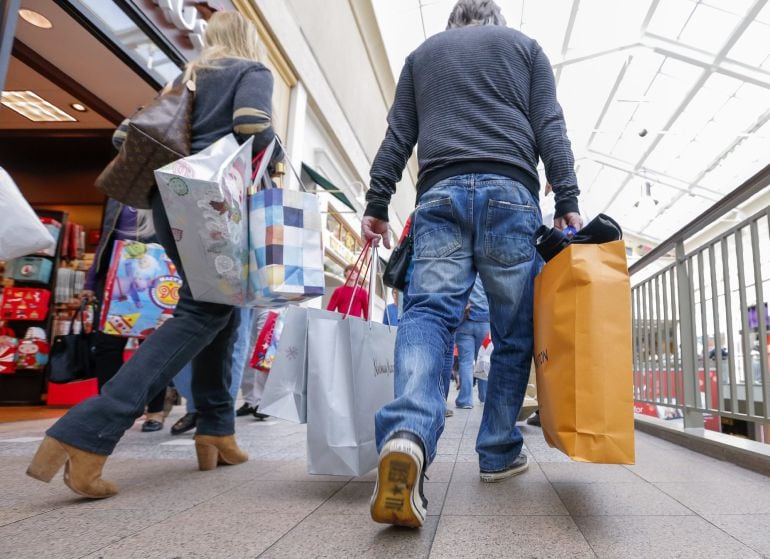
[
  {"x1": 678, "y1": 2, "x2": 739, "y2": 53},
  {"x1": 646, "y1": 0, "x2": 696, "y2": 39},
  {"x1": 727, "y1": 21, "x2": 770, "y2": 66}
]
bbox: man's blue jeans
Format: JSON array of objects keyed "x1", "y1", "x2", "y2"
[
  {"x1": 455, "y1": 319, "x2": 490, "y2": 408},
  {"x1": 375, "y1": 174, "x2": 542, "y2": 472}
]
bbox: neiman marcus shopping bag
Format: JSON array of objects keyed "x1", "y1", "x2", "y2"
[
  {"x1": 306, "y1": 316, "x2": 396, "y2": 476},
  {"x1": 533, "y1": 240, "x2": 635, "y2": 464}
]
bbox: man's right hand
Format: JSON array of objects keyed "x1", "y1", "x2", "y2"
[{"x1": 362, "y1": 216, "x2": 391, "y2": 249}]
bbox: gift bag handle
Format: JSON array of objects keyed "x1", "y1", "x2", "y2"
[{"x1": 251, "y1": 137, "x2": 308, "y2": 193}]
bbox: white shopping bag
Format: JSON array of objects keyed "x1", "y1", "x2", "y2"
[
  {"x1": 474, "y1": 337, "x2": 492, "y2": 381},
  {"x1": 259, "y1": 305, "x2": 342, "y2": 423},
  {"x1": 155, "y1": 134, "x2": 252, "y2": 305},
  {"x1": 306, "y1": 316, "x2": 396, "y2": 476},
  {"x1": 0, "y1": 167, "x2": 56, "y2": 260},
  {"x1": 305, "y1": 246, "x2": 397, "y2": 476}
]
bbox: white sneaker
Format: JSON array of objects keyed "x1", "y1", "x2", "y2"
[{"x1": 370, "y1": 432, "x2": 427, "y2": 528}]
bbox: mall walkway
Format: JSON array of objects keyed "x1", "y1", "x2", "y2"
[{"x1": 1, "y1": 391, "x2": 770, "y2": 558}]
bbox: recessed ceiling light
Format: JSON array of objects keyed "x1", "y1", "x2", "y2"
[
  {"x1": 18, "y1": 9, "x2": 52, "y2": 29},
  {"x1": 70, "y1": 102, "x2": 87, "y2": 112},
  {"x1": 1, "y1": 91, "x2": 76, "y2": 122}
]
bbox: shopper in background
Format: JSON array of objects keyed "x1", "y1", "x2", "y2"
[
  {"x1": 27, "y1": 12, "x2": 279, "y2": 498},
  {"x1": 326, "y1": 263, "x2": 369, "y2": 319},
  {"x1": 236, "y1": 308, "x2": 276, "y2": 420},
  {"x1": 454, "y1": 275, "x2": 490, "y2": 408},
  {"x1": 363, "y1": 0, "x2": 582, "y2": 527},
  {"x1": 382, "y1": 290, "x2": 399, "y2": 326},
  {"x1": 80, "y1": 195, "x2": 171, "y2": 433}
]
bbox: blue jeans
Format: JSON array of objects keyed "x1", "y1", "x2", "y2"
[
  {"x1": 173, "y1": 363, "x2": 196, "y2": 414},
  {"x1": 48, "y1": 191, "x2": 240, "y2": 455},
  {"x1": 230, "y1": 307, "x2": 253, "y2": 404},
  {"x1": 375, "y1": 174, "x2": 542, "y2": 472},
  {"x1": 455, "y1": 320, "x2": 490, "y2": 408},
  {"x1": 173, "y1": 306, "x2": 249, "y2": 415}
]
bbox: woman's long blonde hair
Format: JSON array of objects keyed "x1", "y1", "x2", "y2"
[{"x1": 182, "y1": 11, "x2": 264, "y2": 83}]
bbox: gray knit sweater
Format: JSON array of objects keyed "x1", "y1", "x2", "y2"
[{"x1": 366, "y1": 25, "x2": 579, "y2": 221}]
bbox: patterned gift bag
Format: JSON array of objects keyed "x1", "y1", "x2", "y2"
[
  {"x1": 247, "y1": 187, "x2": 325, "y2": 307},
  {"x1": 155, "y1": 134, "x2": 252, "y2": 306}
]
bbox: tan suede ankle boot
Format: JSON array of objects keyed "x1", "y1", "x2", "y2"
[
  {"x1": 194, "y1": 434, "x2": 248, "y2": 471},
  {"x1": 26, "y1": 436, "x2": 118, "y2": 499}
]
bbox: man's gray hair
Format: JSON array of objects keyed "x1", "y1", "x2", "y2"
[{"x1": 446, "y1": 0, "x2": 506, "y2": 30}]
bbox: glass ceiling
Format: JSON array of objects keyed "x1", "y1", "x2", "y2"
[{"x1": 371, "y1": 0, "x2": 770, "y2": 245}]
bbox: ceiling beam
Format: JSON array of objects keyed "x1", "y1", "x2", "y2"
[
  {"x1": 643, "y1": 33, "x2": 770, "y2": 90},
  {"x1": 554, "y1": 0, "x2": 580, "y2": 85},
  {"x1": 583, "y1": 152, "x2": 722, "y2": 200}
]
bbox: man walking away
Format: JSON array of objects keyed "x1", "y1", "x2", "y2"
[{"x1": 362, "y1": 0, "x2": 582, "y2": 528}]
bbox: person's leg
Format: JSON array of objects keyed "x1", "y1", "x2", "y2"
[
  {"x1": 375, "y1": 179, "x2": 476, "y2": 465},
  {"x1": 473, "y1": 322, "x2": 490, "y2": 403},
  {"x1": 173, "y1": 363, "x2": 196, "y2": 414},
  {"x1": 169, "y1": 363, "x2": 198, "y2": 435},
  {"x1": 454, "y1": 321, "x2": 476, "y2": 408},
  {"x1": 472, "y1": 179, "x2": 542, "y2": 474},
  {"x1": 228, "y1": 307, "x2": 252, "y2": 406},
  {"x1": 46, "y1": 191, "x2": 235, "y2": 455},
  {"x1": 191, "y1": 310, "x2": 240, "y2": 436}
]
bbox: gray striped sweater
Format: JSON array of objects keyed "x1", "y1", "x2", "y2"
[{"x1": 366, "y1": 25, "x2": 580, "y2": 221}]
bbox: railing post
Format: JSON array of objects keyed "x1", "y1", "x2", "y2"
[{"x1": 675, "y1": 242, "x2": 704, "y2": 431}]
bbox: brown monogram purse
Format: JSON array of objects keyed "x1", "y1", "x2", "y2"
[{"x1": 95, "y1": 80, "x2": 195, "y2": 209}]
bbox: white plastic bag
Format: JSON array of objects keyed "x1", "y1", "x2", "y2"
[{"x1": 0, "y1": 167, "x2": 55, "y2": 260}]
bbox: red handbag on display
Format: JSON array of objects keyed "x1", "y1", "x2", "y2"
[
  {"x1": 0, "y1": 327, "x2": 19, "y2": 374},
  {"x1": 1, "y1": 287, "x2": 52, "y2": 321}
]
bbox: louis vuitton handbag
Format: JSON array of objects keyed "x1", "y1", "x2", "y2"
[{"x1": 95, "y1": 81, "x2": 195, "y2": 209}]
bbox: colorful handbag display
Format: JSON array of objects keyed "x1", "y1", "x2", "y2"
[
  {"x1": 15, "y1": 327, "x2": 50, "y2": 370},
  {"x1": 1, "y1": 287, "x2": 52, "y2": 321},
  {"x1": 7, "y1": 257, "x2": 53, "y2": 283},
  {"x1": 99, "y1": 240, "x2": 182, "y2": 338},
  {"x1": 0, "y1": 327, "x2": 19, "y2": 374}
]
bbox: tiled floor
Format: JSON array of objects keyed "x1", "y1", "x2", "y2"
[{"x1": 1, "y1": 391, "x2": 769, "y2": 558}]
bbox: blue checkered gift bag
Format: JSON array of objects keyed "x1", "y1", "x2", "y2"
[{"x1": 247, "y1": 186, "x2": 325, "y2": 307}]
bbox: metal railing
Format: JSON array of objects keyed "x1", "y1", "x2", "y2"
[{"x1": 631, "y1": 165, "x2": 770, "y2": 437}]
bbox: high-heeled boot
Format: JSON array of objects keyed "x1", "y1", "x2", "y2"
[
  {"x1": 194, "y1": 434, "x2": 249, "y2": 471},
  {"x1": 26, "y1": 436, "x2": 118, "y2": 499}
]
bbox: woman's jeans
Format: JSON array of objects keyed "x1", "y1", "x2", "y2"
[
  {"x1": 173, "y1": 305, "x2": 249, "y2": 416},
  {"x1": 455, "y1": 319, "x2": 490, "y2": 408},
  {"x1": 48, "y1": 191, "x2": 240, "y2": 455},
  {"x1": 374, "y1": 174, "x2": 542, "y2": 472}
]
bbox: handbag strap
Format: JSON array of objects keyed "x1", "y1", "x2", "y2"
[
  {"x1": 70, "y1": 299, "x2": 90, "y2": 335},
  {"x1": 250, "y1": 137, "x2": 309, "y2": 193}
]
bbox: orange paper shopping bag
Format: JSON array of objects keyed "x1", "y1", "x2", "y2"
[{"x1": 533, "y1": 240, "x2": 635, "y2": 464}]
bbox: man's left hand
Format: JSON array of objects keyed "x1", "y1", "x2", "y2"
[{"x1": 554, "y1": 212, "x2": 583, "y2": 232}]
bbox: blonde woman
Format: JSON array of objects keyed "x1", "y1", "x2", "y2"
[{"x1": 26, "y1": 11, "x2": 277, "y2": 499}]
